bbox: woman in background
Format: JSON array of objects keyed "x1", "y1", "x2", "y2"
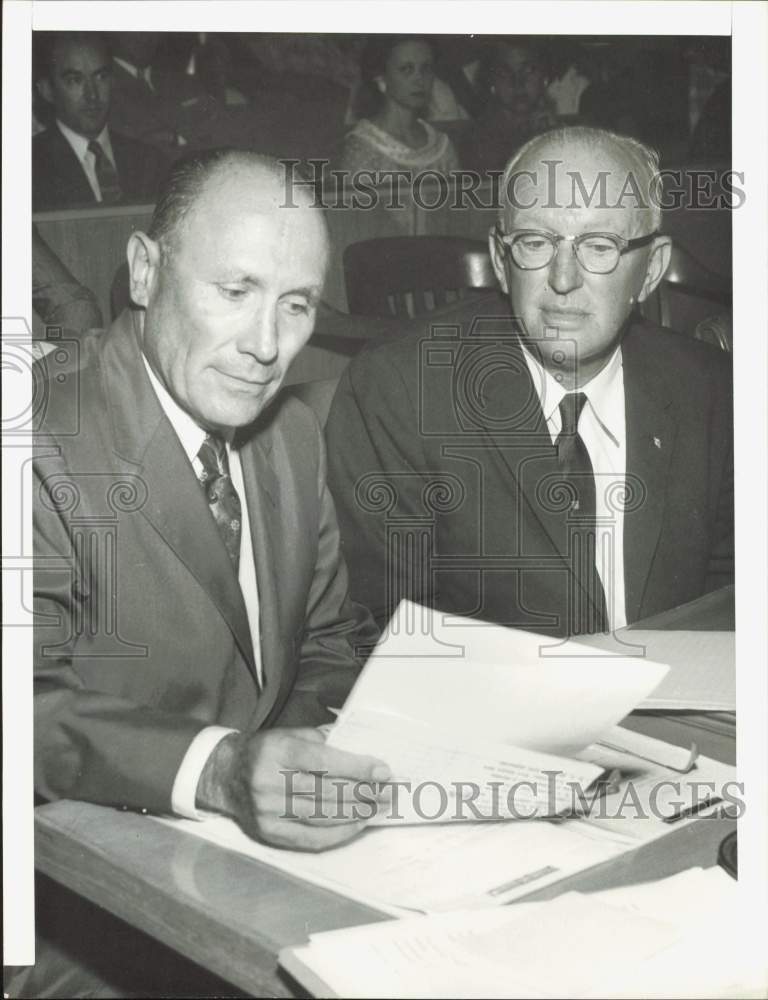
[
  {"x1": 342, "y1": 36, "x2": 460, "y2": 182},
  {"x1": 463, "y1": 40, "x2": 561, "y2": 175}
]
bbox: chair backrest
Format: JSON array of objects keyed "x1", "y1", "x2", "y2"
[
  {"x1": 641, "y1": 243, "x2": 732, "y2": 350},
  {"x1": 343, "y1": 236, "x2": 496, "y2": 319}
]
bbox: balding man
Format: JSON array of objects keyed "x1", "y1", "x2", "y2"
[
  {"x1": 34, "y1": 149, "x2": 388, "y2": 854},
  {"x1": 326, "y1": 126, "x2": 733, "y2": 636}
]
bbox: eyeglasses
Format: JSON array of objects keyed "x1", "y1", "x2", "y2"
[{"x1": 493, "y1": 225, "x2": 660, "y2": 275}]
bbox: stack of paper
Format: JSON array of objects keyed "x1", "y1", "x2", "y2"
[
  {"x1": 581, "y1": 629, "x2": 735, "y2": 711},
  {"x1": 158, "y1": 601, "x2": 736, "y2": 914},
  {"x1": 280, "y1": 868, "x2": 766, "y2": 999},
  {"x1": 335, "y1": 600, "x2": 671, "y2": 755}
]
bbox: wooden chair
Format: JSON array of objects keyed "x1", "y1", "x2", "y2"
[
  {"x1": 343, "y1": 236, "x2": 497, "y2": 319},
  {"x1": 642, "y1": 243, "x2": 732, "y2": 351}
]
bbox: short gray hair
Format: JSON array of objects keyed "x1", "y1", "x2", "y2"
[
  {"x1": 498, "y1": 126, "x2": 662, "y2": 231},
  {"x1": 148, "y1": 148, "x2": 320, "y2": 259}
]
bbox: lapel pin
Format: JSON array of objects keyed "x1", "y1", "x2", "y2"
[{"x1": 653, "y1": 436, "x2": 662, "y2": 450}]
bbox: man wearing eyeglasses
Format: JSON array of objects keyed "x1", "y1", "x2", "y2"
[{"x1": 326, "y1": 126, "x2": 733, "y2": 637}]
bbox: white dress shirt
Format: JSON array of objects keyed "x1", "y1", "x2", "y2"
[
  {"x1": 142, "y1": 357, "x2": 263, "y2": 818},
  {"x1": 520, "y1": 343, "x2": 628, "y2": 630},
  {"x1": 56, "y1": 120, "x2": 116, "y2": 203}
]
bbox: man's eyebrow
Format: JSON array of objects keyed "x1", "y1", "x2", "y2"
[
  {"x1": 284, "y1": 285, "x2": 322, "y2": 302},
  {"x1": 224, "y1": 276, "x2": 322, "y2": 301}
]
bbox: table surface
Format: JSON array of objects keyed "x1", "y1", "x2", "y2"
[{"x1": 35, "y1": 587, "x2": 736, "y2": 997}]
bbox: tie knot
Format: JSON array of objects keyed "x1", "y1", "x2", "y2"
[
  {"x1": 197, "y1": 433, "x2": 229, "y2": 480},
  {"x1": 558, "y1": 392, "x2": 588, "y2": 436},
  {"x1": 88, "y1": 139, "x2": 105, "y2": 159}
]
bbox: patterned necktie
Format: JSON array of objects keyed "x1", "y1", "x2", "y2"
[
  {"x1": 197, "y1": 434, "x2": 242, "y2": 573},
  {"x1": 87, "y1": 139, "x2": 123, "y2": 204},
  {"x1": 555, "y1": 392, "x2": 608, "y2": 634}
]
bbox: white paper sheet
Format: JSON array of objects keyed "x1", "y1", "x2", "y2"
[
  {"x1": 631, "y1": 631, "x2": 734, "y2": 710},
  {"x1": 159, "y1": 812, "x2": 630, "y2": 914},
  {"x1": 580, "y1": 629, "x2": 735, "y2": 710},
  {"x1": 281, "y1": 868, "x2": 765, "y2": 1000},
  {"x1": 326, "y1": 708, "x2": 606, "y2": 824},
  {"x1": 339, "y1": 601, "x2": 669, "y2": 756},
  {"x1": 156, "y1": 744, "x2": 737, "y2": 916}
]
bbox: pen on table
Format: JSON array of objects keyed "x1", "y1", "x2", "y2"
[
  {"x1": 663, "y1": 796, "x2": 724, "y2": 824},
  {"x1": 595, "y1": 768, "x2": 622, "y2": 798}
]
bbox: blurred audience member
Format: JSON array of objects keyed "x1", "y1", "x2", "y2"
[
  {"x1": 464, "y1": 40, "x2": 559, "y2": 174},
  {"x1": 241, "y1": 33, "x2": 362, "y2": 91},
  {"x1": 433, "y1": 36, "x2": 487, "y2": 120},
  {"x1": 577, "y1": 46, "x2": 640, "y2": 137},
  {"x1": 689, "y1": 77, "x2": 730, "y2": 162},
  {"x1": 154, "y1": 32, "x2": 248, "y2": 107},
  {"x1": 341, "y1": 36, "x2": 460, "y2": 184},
  {"x1": 33, "y1": 32, "x2": 168, "y2": 211},
  {"x1": 344, "y1": 37, "x2": 471, "y2": 131},
  {"x1": 33, "y1": 225, "x2": 102, "y2": 353},
  {"x1": 107, "y1": 31, "x2": 222, "y2": 153}
]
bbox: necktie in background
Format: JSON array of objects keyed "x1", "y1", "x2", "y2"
[
  {"x1": 555, "y1": 392, "x2": 608, "y2": 634},
  {"x1": 197, "y1": 434, "x2": 242, "y2": 573},
  {"x1": 87, "y1": 140, "x2": 122, "y2": 204}
]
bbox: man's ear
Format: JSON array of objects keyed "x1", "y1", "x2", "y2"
[
  {"x1": 126, "y1": 231, "x2": 162, "y2": 308},
  {"x1": 637, "y1": 235, "x2": 672, "y2": 304},
  {"x1": 37, "y1": 78, "x2": 54, "y2": 105},
  {"x1": 488, "y1": 225, "x2": 509, "y2": 295}
]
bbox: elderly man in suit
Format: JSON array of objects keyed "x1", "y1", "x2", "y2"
[
  {"x1": 325, "y1": 126, "x2": 733, "y2": 637},
  {"x1": 25, "y1": 148, "x2": 390, "y2": 997},
  {"x1": 32, "y1": 32, "x2": 167, "y2": 210}
]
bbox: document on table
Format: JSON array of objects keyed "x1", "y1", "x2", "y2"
[
  {"x1": 582, "y1": 629, "x2": 735, "y2": 710},
  {"x1": 157, "y1": 743, "x2": 736, "y2": 915},
  {"x1": 338, "y1": 600, "x2": 669, "y2": 756},
  {"x1": 159, "y1": 811, "x2": 632, "y2": 915},
  {"x1": 632, "y1": 630, "x2": 734, "y2": 710},
  {"x1": 279, "y1": 867, "x2": 766, "y2": 1000},
  {"x1": 326, "y1": 708, "x2": 608, "y2": 824}
]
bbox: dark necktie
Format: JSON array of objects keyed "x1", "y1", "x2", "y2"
[
  {"x1": 197, "y1": 434, "x2": 242, "y2": 573},
  {"x1": 555, "y1": 392, "x2": 608, "y2": 634},
  {"x1": 87, "y1": 139, "x2": 122, "y2": 204}
]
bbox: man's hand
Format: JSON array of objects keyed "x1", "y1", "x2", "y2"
[{"x1": 196, "y1": 728, "x2": 390, "y2": 851}]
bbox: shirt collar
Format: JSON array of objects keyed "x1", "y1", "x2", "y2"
[
  {"x1": 142, "y1": 354, "x2": 207, "y2": 463},
  {"x1": 56, "y1": 119, "x2": 113, "y2": 164},
  {"x1": 520, "y1": 339, "x2": 624, "y2": 447}
]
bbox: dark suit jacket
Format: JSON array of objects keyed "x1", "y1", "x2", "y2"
[
  {"x1": 33, "y1": 311, "x2": 377, "y2": 813},
  {"x1": 325, "y1": 295, "x2": 734, "y2": 635},
  {"x1": 108, "y1": 60, "x2": 237, "y2": 154},
  {"x1": 32, "y1": 124, "x2": 168, "y2": 211}
]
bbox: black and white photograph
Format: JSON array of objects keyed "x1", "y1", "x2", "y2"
[{"x1": 3, "y1": 1, "x2": 767, "y2": 997}]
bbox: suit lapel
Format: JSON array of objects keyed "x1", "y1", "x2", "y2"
[
  {"x1": 238, "y1": 432, "x2": 284, "y2": 711},
  {"x1": 472, "y1": 336, "x2": 573, "y2": 571},
  {"x1": 49, "y1": 126, "x2": 97, "y2": 206},
  {"x1": 622, "y1": 326, "x2": 678, "y2": 622},
  {"x1": 102, "y1": 312, "x2": 257, "y2": 678}
]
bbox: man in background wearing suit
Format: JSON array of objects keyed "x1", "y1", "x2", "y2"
[
  {"x1": 326, "y1": 126, "x2": 733, "y2": 637},
  {"x1": 25, "y1": 150, "x2": 387, "y2": 998},
  {"x1": 32, "y1": 32, "x2": 167, "y2": 210}
]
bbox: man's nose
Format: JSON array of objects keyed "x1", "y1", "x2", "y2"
[
  {"x1": 547, "y1": 240, "x2": 584, "y2": 295},
  {"x1": 241, "y1": 305, "x2": 279, "y2": 364},
  {"x1": 83, "y1": 77, "x2": 99, "y2": 103}
]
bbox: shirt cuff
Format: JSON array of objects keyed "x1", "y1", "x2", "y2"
[{"x1": 171, "y1": 725, "x2": 238, "y2": 820}]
